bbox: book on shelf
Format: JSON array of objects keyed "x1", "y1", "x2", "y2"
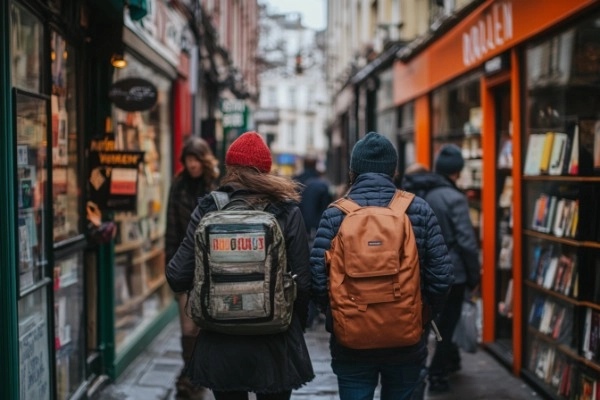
[
  {"x1": 498, "y1": 176, "x2": 513, "y2": 209},
  {"x1": 498, "y1": 278, "x2": 513, "y2": 317},
  {"x1": 498, "y1": 138, "x2": 513, "y2": 169},
  {"x1": 548, "y1": 132, "x2": 568, "y2": 175},
  {"x1": 524, "y1": 133, "x2": 546, "y2": 175},
  {"x1": 498, "y1": 234, "x2": 513, "y2": 270},
  {"x1": 539, "y1": 132, "x2": 556, "y2": 174},
  {"x1": 568, "y1": 124, "x2": 579, "y2": 175},
  {"x1": 531, "y1": 194, "x2": 579, "y2": 239}
]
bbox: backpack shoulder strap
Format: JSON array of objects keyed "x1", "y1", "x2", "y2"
[
  {"x1": 388, "y1": 190, "x2": 415, "y2": 215},
  {"x1": 210, "y1": 191, "x2": 230, "y2": 210},
  {"x1": 329, "y1": 197, "x2": 361, "y2": 215}
]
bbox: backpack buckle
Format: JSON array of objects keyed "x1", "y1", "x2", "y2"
[{"x1": 393, "y1": 283, "x2": 402, "y2": 298}]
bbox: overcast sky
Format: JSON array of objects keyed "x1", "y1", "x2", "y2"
[{"x1": 262, "y1": 0, "x2": 327, "y2": 30}]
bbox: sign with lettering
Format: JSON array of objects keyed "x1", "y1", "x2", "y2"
[
  {"x1": 108, "y1": 78, "x2": 158, "y2": 112},
  {"x1": 20, "y1": 317, "x2": 50, "y2": 400},
  {"x1": 88, "y1": 150, "x2": 144, "y2": 211},
  {"x1": 221, "y1": 99, "x2": 248, "y2": 129},
  {"x1": 462, "y1": 1, "x2": 513, "y2": 67}
]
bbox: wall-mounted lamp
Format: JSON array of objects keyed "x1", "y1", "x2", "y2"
[{"x1": 111, "y1": 53, "x2": 127, "y2": 68}]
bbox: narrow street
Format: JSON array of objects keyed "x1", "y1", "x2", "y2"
[{"x1": 99, "y1": 317, "x2": 538, "y2": 400}]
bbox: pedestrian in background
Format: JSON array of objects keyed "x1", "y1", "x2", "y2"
[
  {"x1": 311, "y1": 132, "x2": 454, "y2": 400},
  {"x1": 401, "y1": 144, "x2": 481, "y2": 393},
  {"x1": 293, "y1": 156, "x2": 332, "y2": 328},
  {"x1": 166, "y1": 136, "x2": 219, "y2": 400},
  {"x1": 166, "y1": 131, "x2": 314, "y2": 400}
]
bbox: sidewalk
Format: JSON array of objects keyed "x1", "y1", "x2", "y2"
[{"x1": 99, "y1": 319, "x2": 539, "y2": 400}]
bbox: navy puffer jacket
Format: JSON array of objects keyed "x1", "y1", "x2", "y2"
[
  {"x1": 402, "y1": 171, "x2": 481, "y2": 289},
  {"x1": 310, "y1": 172, "x2": 453, "y2": 362}
]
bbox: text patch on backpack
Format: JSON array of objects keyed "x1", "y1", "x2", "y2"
[
  {"x1": 325, "y1": 190, "x2": 423, "y2": 349},
  {"x1": 209, "y1": 227, "x2": 266, "y2": 263}
]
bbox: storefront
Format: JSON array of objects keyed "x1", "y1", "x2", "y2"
[
  {"x1": 1, "y1": 0, "x2": 108, "y2": 398},
  {"x1": 100, "y1": 3, "x2": 194, "y2": 378},
  {"x1": 0, "y1": 0, "x2": 193, "y2": 398},
  {"x1": 393, "y1": 0, "x2": 600, "y2": 397}
]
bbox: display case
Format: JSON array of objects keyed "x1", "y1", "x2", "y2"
[{"x1": 521, "y1": 14, "x2": 600, "y2": 398}]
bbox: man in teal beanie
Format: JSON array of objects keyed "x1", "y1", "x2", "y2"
[{"x1": 311, "y1": 132, "x2": 454, "y2": 399}]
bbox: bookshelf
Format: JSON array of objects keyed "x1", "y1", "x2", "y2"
[
  {"x1": 492, "y1": 83, "x2": 515, "y2": 363},
  {"x1": 521, "y1": 16, "x2": 600, "y2": 399}
]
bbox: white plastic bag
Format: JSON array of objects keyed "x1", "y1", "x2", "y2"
[{"x1": 452, "y1": 299, "x2": 478, "y2": 353}]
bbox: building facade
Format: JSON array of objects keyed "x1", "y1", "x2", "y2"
[
  {"x1": 0, "y1": 1, "x2": 260, "y2": 399},
  {"x1": 255, "y1": 5, "x2": 328, "y2": 176}
]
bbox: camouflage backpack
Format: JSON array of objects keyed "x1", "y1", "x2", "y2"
[{"x1": 188, "y1": 191, "x2": 296, "y2": 335}]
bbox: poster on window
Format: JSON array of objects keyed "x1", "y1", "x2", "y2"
[{"x1": 88, "y1": 150, "x2": 144, "y2": 211}]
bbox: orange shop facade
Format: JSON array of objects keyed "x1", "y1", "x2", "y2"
[{"x1": 394, "y1": 0, "x2": 600, "y2": 398}]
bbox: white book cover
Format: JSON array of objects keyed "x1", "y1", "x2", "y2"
[
  {"x1": 524, "y1": 134, "x2": 546, "y2": 175},
  {"x1": 548, "y1": 132, "x2": 568, "y2": 175},
  {"x1": 543, "y1": 257, "x2": 559, "y2": 289},
  {"x1": 552, "y1": 199, "x2": 566, "y2": 237}
]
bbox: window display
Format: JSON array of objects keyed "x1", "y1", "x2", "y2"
[
  {"x1": 51, "y1": 31, "x2": 81, "y2": 243},
  {"x1": 10, "y1": 3, "x2": 42, "y2": 92},
  {"x1": 522, "y1": 12, "x2": 600, "y2": 399},
  {"x1": 15, "y1": 91, "x2": 48, "y2": 294},
  {"x1": 53, "y1": 252, "x2": 85, "y2": 400},
  {"x1": 19, "y1": 289, "x2": 51, "y2": 400},
  {"x1": 111, "y1": 53, "x2": 173, "y2": 351}
]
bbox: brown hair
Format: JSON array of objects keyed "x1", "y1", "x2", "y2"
[
  {"x1": 219, "y1": 166, "x2": 301, "y2": 203},
  {"x1": 180, "y1": 137, "x2": 220, "y2": 190}
]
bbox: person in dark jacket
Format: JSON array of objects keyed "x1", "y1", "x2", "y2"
[
  {"x1": 293, "y1": 157, "x2": 332, "y2": 328},
  {"x1": 311, "y1": 132, "x2": 454, "y2": 400},
  {"x1": 166, "y1": 136, "x2": 219, "y2": 400},
  {"x1": 293, "y1": 156, "x2": 332, "y2": 243},
  {"x1": 401, "y1": 144, "x2": 481, "y2": 393},
  {"x1": 166, "y1": 131, "x2": 314, "y2": 400}
]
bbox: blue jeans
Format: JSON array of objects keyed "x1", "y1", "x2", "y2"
[{"x1": 332, "y1": 359, "x2": 422, "y2": 400}]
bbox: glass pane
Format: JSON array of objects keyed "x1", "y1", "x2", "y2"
[
  {"x1": 19, "y1": 289, "x2": 51, "y2": 400},
  {"x1": 51, "y1": 31, "x2": 81, "y2": 242},
  {"x1": 16, "y1": 93, "x2": 48, "y2": 293},
  {"x1": 54, "y1": 252, "x2": 85, "y2": 400},
  {"x1": 111, "y1": 54, "x2": 173, "y2": 351},
  {"x1": 10, "y1": 3, "x2": 43, "y2": 92}
]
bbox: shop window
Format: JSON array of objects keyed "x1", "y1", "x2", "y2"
[
  {"x1": 10, "y1": 3, "x2": 42, "y2": 92},
  {"x1": 111, "y1": 54, "x2": 173, "y2": 352},
  {"x1": 51, "y1": 31, "x2": 81, "y2": 243}
]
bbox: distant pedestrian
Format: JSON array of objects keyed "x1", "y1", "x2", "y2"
[
  {"x1": 311, "y1": 132, "x2": 454, "y2": 400},
  {"x1": 401, "y1": 144, "x2": 481, "y2": 393},
  {"x1": 166, "y1": 131, "x2": 314, "y2": 400},
  {"x1": 293, "y1": 156, "x2": 332, "y2": 328},
  {"x1": 166, "y1": 136, "x2": 219, "y2": 400},
  {"x1": 293, "y1": 156, "x2": 332, "y2": 246}
]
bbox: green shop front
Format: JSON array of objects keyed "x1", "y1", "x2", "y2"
[{"x1": 0, "y1": 0, "x2": 184, "y2": 399}]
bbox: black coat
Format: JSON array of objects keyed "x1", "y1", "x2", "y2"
[
  {"x1": 165, "y1": 172, "x2": 208, "y2": 263},
  {"x1": 402, "y1": 172, "x2": 481, "y2": 288},
  {"x1": 294, "y1": 168, "x2": 332, "y2": 235},
  {"x1": 166, "y1": 186, "x2": 314, "y2": 392},
  {"x1": 310, "y1": 173, "x2": 454, "y2": 363}
]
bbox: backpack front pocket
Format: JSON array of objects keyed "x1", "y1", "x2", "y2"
[{"x1": 207, "y1": 273, "x2": 269, "y2": 320}]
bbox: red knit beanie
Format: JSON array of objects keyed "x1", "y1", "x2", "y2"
[{"x1": 225, "y1": 131, "x2": 272, "y2": 173}]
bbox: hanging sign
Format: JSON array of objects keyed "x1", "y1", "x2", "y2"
[
  {"x1": 108, "y1": 78, "x2": 158, "y2": 112},
  {"x1": 88, "y1": 148, "x2": 144, "y2": 211}
]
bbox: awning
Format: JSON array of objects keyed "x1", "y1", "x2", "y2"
[{"x1": 88, "y1": 0, "x2": 147, "y2": 21}]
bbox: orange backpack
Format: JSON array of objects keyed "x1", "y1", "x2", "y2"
[{"x1": 325, "y1": 190, "x2": 423, "y2": 349}]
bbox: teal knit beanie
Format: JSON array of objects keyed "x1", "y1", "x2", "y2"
[{"x1": 350, "y1": 132, "x2": 398, "y2": 177}]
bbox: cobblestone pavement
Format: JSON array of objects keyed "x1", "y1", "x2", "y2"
[{"x1": 99, "y1": 318, "x2": 539, "y2": 400}]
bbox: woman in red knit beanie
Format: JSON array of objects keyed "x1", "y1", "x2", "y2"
[{"x1": 166, "y1": 131, "x2": 314, "y2": 400}]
